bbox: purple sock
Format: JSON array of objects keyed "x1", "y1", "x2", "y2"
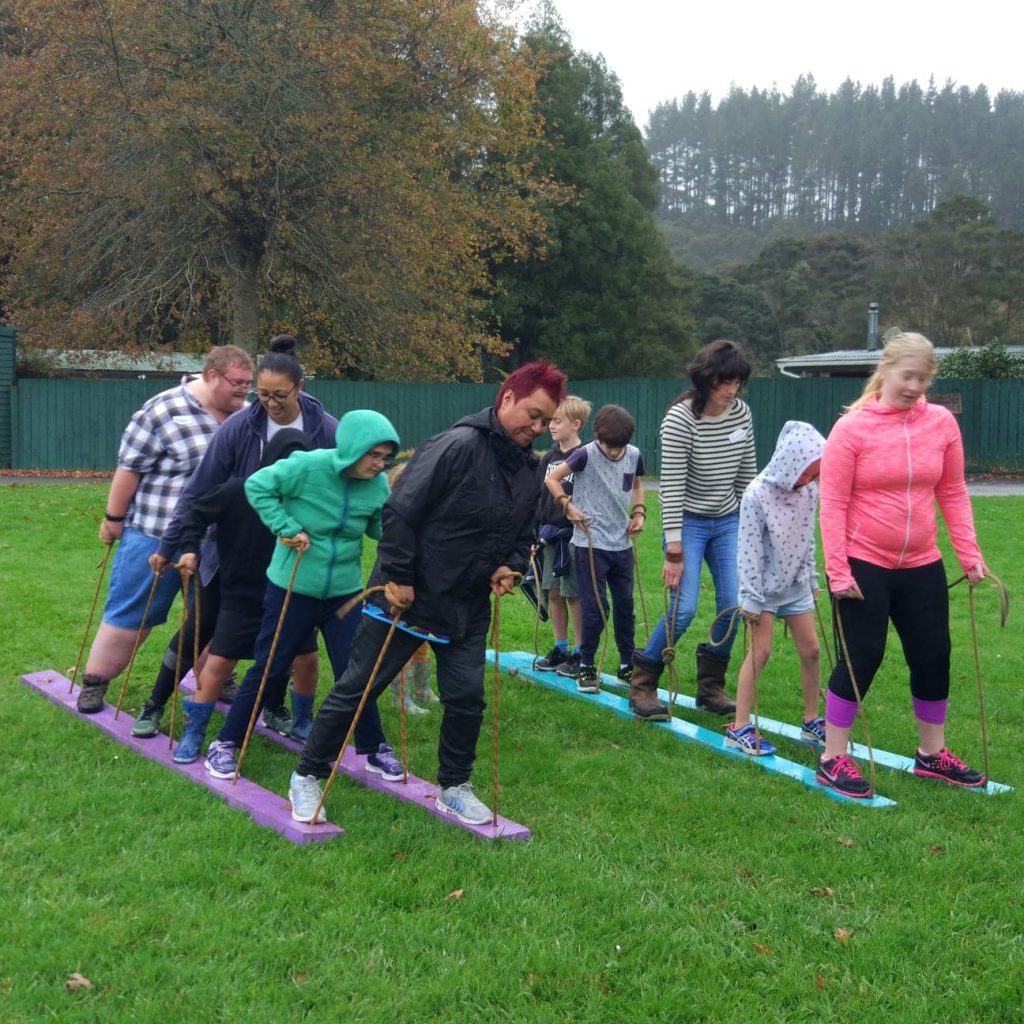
[
  {"x1": 912, "y1": 697, "x2": 948, "y2": 726},
  {"x1": 825, "y1": 691, "x2": 860, "y2": 730}
]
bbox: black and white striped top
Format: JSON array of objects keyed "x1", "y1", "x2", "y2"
[{"x1": 659, "y1": 397, "x2": 756, "y2": 542}]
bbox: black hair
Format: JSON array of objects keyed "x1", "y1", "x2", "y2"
[
  {"x1": 257, "y1": 334, "x2": 304, "y2": 384},
  {"x1": 593, "y1": 404, "x2": 635, "y2": 448},
  {"x1": 670, "y1": 339, "x2": 751, "y2": 419}
]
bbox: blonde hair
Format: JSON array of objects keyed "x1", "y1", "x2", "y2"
[
  {"x1": 557, "y1": 395, "x2": 592, "y2": 427},
  {"x1": 846, "y1": 332, "x2": 936, "y2": 412},
  {"x1": 203, "y1": 345, "x2": 254, "y2": 376}
]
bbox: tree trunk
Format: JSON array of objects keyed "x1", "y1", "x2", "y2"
[{"x1": 232, "y1": 252, "x2": 260, "y2": 354}]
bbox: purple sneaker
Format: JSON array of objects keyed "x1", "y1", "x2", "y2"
[{"x1": 365, "y1": 743, "x2": 404, "y2": 782}]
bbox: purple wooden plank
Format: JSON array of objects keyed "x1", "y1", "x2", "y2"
[
  {"x1": 178, "y1": 673, "x2": 531, "y2": 842},
  {"x1": 20, "y1": 670, "x2": 343, "y2": 845}
]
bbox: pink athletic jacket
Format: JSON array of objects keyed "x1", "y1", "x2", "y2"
[{"x1": 819, "y1": 396, "x2": 984, "y2": 593}]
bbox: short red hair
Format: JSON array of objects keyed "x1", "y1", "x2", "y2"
[{"x1": 495, "y1": 360, "x2": 568, "y2": 409}]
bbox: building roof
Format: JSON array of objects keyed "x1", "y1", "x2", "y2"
[{"x1": 776, "y1": 346, "x2": 1024, "y2": 377}]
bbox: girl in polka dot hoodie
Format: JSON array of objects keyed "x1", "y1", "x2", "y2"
[{"x1": 726, "y1": 420, "x2": 826, "y2": 756}]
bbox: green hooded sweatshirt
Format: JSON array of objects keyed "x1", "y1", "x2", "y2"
[{"x1": 244, "y1": 409, "x2": 399, "y2": 599}]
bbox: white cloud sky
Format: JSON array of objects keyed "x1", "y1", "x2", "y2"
[{"x1": 523, "y1": 0, "x2": 1022, "y2": 126}]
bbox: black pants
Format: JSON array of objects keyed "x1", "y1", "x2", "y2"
[
  {"x1": 147, "y1": 573, "x2": 221, "y2": 707},
  {"x1": 828, "y1": 557, "x2": 951, "y2": 703},
  {"x1": 298, "y1": 615, "x2": 487, "y2": 789},
  {"x1": 573, "y1": 545, "x2": 635, "y2": 665}
]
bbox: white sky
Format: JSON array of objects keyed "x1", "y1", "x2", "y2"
[{"x1": 526, "y1": 0, "x2": 1022, "y2": 127}]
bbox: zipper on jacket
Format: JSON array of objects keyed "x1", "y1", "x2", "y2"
[
  {"x1": 896, "y1": 412, "x2": 913, "y2": 567},
  {"x1": 324, "y1": 483, "x2": 349, "y2": 599}
]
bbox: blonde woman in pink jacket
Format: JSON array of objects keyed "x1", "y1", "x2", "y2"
[{"x1": 816, "y1": 332, "x2": 988, "y2": 798}]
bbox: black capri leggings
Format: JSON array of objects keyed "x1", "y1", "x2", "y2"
[{"x1": 828, "y1": 557, "x2": 950, "y2": 704}]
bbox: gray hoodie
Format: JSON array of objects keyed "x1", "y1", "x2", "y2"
[{"x1": 737, "y1": 420, "x2": 826, "y2": 615}]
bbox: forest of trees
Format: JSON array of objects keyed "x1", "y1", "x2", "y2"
[
  {"x1": 648, "y1": 78, "x2": 1024, "y2": 233},
  {"x1": 1, "y1": 1, "x2": 1022, "y2": 380}
]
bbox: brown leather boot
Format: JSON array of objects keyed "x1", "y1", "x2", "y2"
[
  {"x1": 695, "y1": 644, "x2": 736, "y2": 716},
  {"x1": 629, "y1": 653, "x2": 670, "y2": 722}
]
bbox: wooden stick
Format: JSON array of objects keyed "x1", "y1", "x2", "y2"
[
  {"x1": 69, "y1": 541, "x2": 116, "y2": 693},
  {"x1": 112, "y1": 569, "x2": 160, "y2": 719}
]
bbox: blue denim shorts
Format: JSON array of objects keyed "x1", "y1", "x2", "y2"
[
  {"x1": 760, "y1": 592, "x2": 816, "y2": 618},
  {"x1": 102, "y1": 528, "x2": 184, "y2": 630}
]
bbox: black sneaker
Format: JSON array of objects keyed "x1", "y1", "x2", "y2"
[
  {"x1": 816, "y1": 754, "x2": 872, "y2": 799},
  {"x1": 576, "y1": 664, "x2": 600, "y2": 694},
  {"x1": 534, "y1": 646, "x2": 568, "y2": 672},
  {"x1": 76, "y1": 675, "x2": 109, "y2": 714},
  {"x1": 616, "y1": 663, "x2": 632, "y2": 683},
  {"x1": 130, "y1": 700, "x2": 164, "y2": 738},
  {"x1": 913, "y1": 748, "x2": 986, "y2": 788},
  {"x1": 555, "y1": 652, "x2": 582, "y2": 678},
  {"x1": 220, "y1": 675, "x2": 239, "y2": 703}
]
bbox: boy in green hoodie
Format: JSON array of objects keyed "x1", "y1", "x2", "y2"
[{"x1": 204, "y1": 409, "x2": 402, "y2": 782}]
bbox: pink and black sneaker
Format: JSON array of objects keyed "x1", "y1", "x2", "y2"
[
  {"x1": 913, "y1": 748, "x2": 986, "y2": 788},
  {"x1": 816, "y1": 754, "x2": 872, "y2": 798}
]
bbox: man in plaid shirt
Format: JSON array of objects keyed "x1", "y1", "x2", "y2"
[{"x1": 77, "y1": 346, "x2": 254, "y2": 714}]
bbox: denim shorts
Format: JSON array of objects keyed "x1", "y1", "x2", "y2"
[
  {"x1": 759, "y1": 592, "x2": 816, "y2": 618},
  {"x1": 102, "y1": 528, "x2": 184, "y2": 630}
]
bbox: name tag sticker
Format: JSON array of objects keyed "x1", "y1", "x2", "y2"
[{"x1": 728, "y1": 427, "x2": 747, "y2": 443}]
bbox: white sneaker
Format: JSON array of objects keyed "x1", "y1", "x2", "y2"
[
  {"x1": 436, "y1": 782, "x2": 491, "y2": 825},
  {"x1": 289, "y1": 771, "x2": 327, "y2": 823}
]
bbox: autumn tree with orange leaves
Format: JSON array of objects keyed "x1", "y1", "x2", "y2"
[{"x1": 0, "y1": 0, "x2": 550, "y2": 379}]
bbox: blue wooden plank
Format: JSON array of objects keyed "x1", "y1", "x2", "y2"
[{"x1": 491, "y1": 650, "x2": 896, "y2": 809}]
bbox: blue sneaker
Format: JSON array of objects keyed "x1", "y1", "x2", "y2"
[
  {"x1": 205, "y1": 739, "x2": 238, "y2": 779},
  {"x1": 724, "y1": 723, "x2": 776, "y2": 757},
  {"x1": 436, "y1": 782, "x2": 490, "y2": 825},
  {"x1": 365, "y1": 743, "x2": 404, "y2": 782},
  {"x1": 801, "y1": 716, "x2": 827, "y2": 747}
]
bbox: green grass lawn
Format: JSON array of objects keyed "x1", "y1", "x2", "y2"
[{"x1": 2, "y1": 484, "x2": 1021, "y2": 1023}]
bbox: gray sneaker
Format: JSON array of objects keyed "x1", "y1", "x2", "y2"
[
  {"x1": 289, "y1": 771, "x2": 327, "y2": 823},
  {"x1": 130, "y1": 700, "x2": 164, "y2": 738},
  {"x1": 436, "y1": 782, "x2": 491, "y2": 825},
  {"x1": 261, "y1": 705, "x2": 294, "y2": 736},
  {"x1": 219, "y1": 676, "x2": 239, "y2": 703},
  {"x1": 76, "y1": 675, "x2": 109, "y2": 714}
]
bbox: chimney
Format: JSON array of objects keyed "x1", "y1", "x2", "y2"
[{"x1": 867, "y1": 302, "x2": 880, "y2": 351}]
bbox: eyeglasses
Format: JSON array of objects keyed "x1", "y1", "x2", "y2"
[
  {"x1": 256, "y1": 382, "x2": 299, "y2": 405},
  {"x1": 218, "y1": 371, "x2": 253, "y2": 394}
]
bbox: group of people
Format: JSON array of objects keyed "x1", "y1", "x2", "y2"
[
  {"x1": 75, "y1": 329, "x2": 987, "y2": 826},
  {"x1": 531, "y1": 333, "x2": 989, "y2": 799}
]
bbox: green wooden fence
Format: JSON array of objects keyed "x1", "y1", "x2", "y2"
[{"x1": 1, "y1": 331, "x2": 1021, "y2": 473}]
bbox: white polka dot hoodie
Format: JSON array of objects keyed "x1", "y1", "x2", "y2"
[{"x1": 737, "y1": 420, "x2": 826, "y2": 615}]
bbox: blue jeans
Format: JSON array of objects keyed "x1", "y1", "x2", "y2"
[
  {"x1": 641, "y1": 511, "x2": 740, "y2": 661},
  {"x1": 217, "y1": 584, "x2": 386, "y2": 753}
]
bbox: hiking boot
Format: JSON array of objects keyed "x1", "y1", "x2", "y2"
[
  {"x1": 535, "y1": 646, "x2": 568, "y2": 672},
  {"x1": 289, "y1": 771, "x2": 327, "y2": 824},
  {"x1": 436, "y1": 782, "x2": 490, "y2": 825},
  {"x1": 695, "y1": 644, "x2": 736, "y2": 716},
  {"x1": 629, "y1": 652, "x2": 670, "y2": 722},
  {"x1": 76, "y1": 674, "x2": 109, "y2": 714},
  {"x1": 555, "y1": 652, "x2": 582, "y2": 678},
  {"x1": 205, "y1": 739, "x2": 238, "y2": 780},
  {"x1": 724, "y1": 722, "x2": 776, "y2": 757},
  {"x1": 913, "y1": 748, "x2": 986, "y2": 788},
  {"x1": 219, "y1": 675, "x2": 239, "y2": 704},
  {"x1": 365, "y1": 743, "x2": 404, "y2": 782},
  {"x1": 173, "y1": 699, "x2": 215, "y2": 764},
  {"x1": 576, "y1": 663, "x2": 600, "y2": 694},
  {"x1": 801, "y1": 716, "x2": 827, "y2": 747},
  {"x1": 130, "y1": 700, "x2": 164, "y2": 738},
  {"x1": 816, "y1": 754, "x2": 872, "y2": 798},
  {"x1": 261, "y1": 705, "x2": 294, "y2": 736},
  {"x1": 288, "y1": 690, "x2": 316, "y2": 743}
]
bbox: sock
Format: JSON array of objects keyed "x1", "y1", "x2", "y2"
[{"x1": 555, "y1": 640, "x2": 568, "y2": 652}]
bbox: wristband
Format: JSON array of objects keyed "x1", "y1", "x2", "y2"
[
  {"x1": 105, "y1": 513, "x2": 127, "y2": 523},
  {"x1": 664, "y1": 551, "x2": 683, "y2": 564},
  {"x1": 630, "y1": 504, "x2": 647, "y2": 516}
]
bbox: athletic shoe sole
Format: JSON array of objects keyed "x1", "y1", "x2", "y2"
[
  {"x1": 724, "y1": 737, "x2": 776, "y2": 757},
  {"x1": 366, "y1": 762, "x2": 404, "y2": 783},
  {"x1": 205, "y1": 760, "x2": 237, "y2": 780},
  {"x1": 629, "y1": 705, "x2": 671, "y2": 722},
  {"x1": 912, "y1": 766, "x2": 986, "y2": 788}
]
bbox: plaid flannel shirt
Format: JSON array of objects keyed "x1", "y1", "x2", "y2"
[{"x1": 117, "y1": 377, "x2": 221, "y2": 538}]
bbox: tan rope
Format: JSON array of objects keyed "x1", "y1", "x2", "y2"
[
  {"x1": 167, "y1": 572, "x2": 192, "y2": 752},
  {"x1": 832, "y1": 594, "x2": 877, "y2": 793},
  {"x1": 232, "y1": 549, "x2": 304, "y2": 783},
  {"x1": 490, "y1": 571, "x2": 522, "y2": 826},
  {"x1": 631, "y1": 535, "x2": 651, "y2": 642},
  {"x1": 70, "y1": 541, "x2": 116, "y2": 693},
  {"x1": 528, "y1": 549, "x2": 544, "y2": 670},
  {"x1": 572, "y1": 516, "x2": 610, "y2": 675}
]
